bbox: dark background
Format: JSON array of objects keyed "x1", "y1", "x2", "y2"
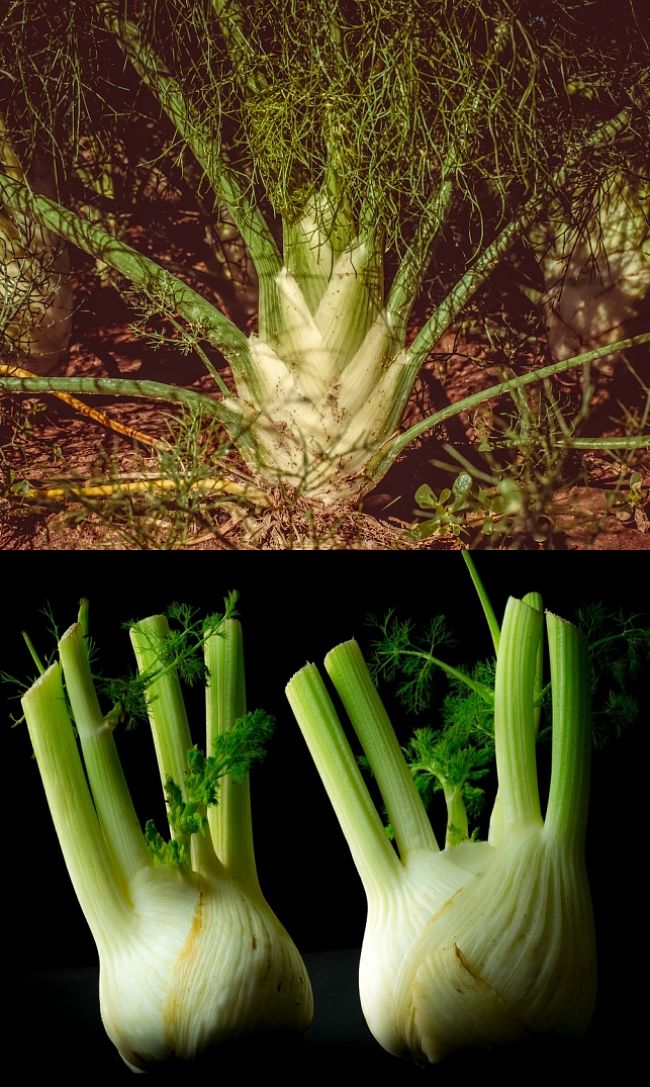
[{"x1": 1, "y1": 550, "x2": 646, "y2": 1076}]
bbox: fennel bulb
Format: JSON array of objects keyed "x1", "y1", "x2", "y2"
[
  {"x1": 0, "y1": 150, "x2": 72, "y2": 374},
  {"x1": 20, "y1": 603, "x2": 312, "y2": 1071},
  {"x1": 286, "y1": 582, "x2": 596, "y2": 1062},
  {"x1": 229, "y1": 220, "x2": 405, "y2": 496},
  {"x1": 530, "y1": 169, "x2": 650, "y2": 368}
]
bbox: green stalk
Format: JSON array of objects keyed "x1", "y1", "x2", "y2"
[
  {"x1": 392, "y1": 649, "x2": 494, "y2": 702},
  {"x1": 404, "y1": 105, "x2": 633, "y2": 378},
  {"x1": 283, "y1": 212, "x2": 335, "y2": 315},
  {"x1": 129, "y1": 616, "x2": 217, "y2": 875},
  {"x1": 389, "y1": 199, "x2": 546, "y2": 430},
  {"x1": 462, "y1": 553, "x2": 500, "y2": 653},
  {"x1": 59, "y1": 623, "x2": 150, "y2": 885},
  {"x1": 0, "y1": 370, "x2": 257, "y2": 454},
  {"x1": 554, "y1": 435, "x2": 650, "y2": 450},
  {"x1": 21, "y1": 664, "x2": 129, "y2": 945},
  {"x1": 129, "y1": 617, "x2": 193, "y2": 802},
  {"x1": 375, "y1": 104, "x2": 636, "y2": 443},
  {"x1": 522, "y1": 592, "x2": 544, "y2": 734},
  {"x1": 494, "y1": 597, "x2": 543, "y2": 831},
  {"x1": 286, "y1": 662, "x2": 399, "y2": 898},
  {"x1": 22, "y1": 632, "x2": 45, "y2": 675},
  {"x1": 324, "y1": 641, "x2": 438, "y2": 858},
  {"x1": 442, "y1": 782, "x2": 469, "y2": 848},
  {"x1": 0, "y1": 172, "x2": 256, "y2": 391},
  {"x1": 209, "y1": 0, "x2": 265, "y2": 98},
  {"x1": 386, "y1": 176, "x2": 454, "y2": 341},
  {"x1": 366, "y1": 330, "x2": 650, "y2": 483},
  {"x1": 204, "y1": 618, "x2": 259, "y2": 893},
  {"x1": 487, "y1": 590, "x2": 542, "y2": 849},
  {"x1": 544, "y1": 613, "x2": 591, "y2": 851},
  {"x1": 100, "y1": 1, "x2": 282, "y2": 347}
]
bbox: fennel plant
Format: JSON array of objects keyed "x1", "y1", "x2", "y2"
[
  {"x1": 1, "y1": 1, "x2": 648, "y2": 504},
  {"x1": 19, "y1": 598, "x2": 312, "y2": 1071},
  {"x1": 286, "y1": 556, "x2": 621, "y2": 1062},
  {"x1": 0, "y1": 117, "x2": 72, "y2": 373}
]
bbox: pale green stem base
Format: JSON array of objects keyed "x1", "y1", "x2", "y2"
[{"x1": 205, "y1": 619, "x2": 260, "y2": 893}]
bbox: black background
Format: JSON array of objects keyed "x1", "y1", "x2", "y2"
[{"x1": 1, "y1": 550, "x2": 646, "y2": 1076}]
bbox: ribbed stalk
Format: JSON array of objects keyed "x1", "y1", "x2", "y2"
[
  {"x1": 493, "y1": 597, "x2": 543, "y2": 831},
  {"x1": 286, "y1": 662, "x2": 400, "y2": 898},
  {"x1": 21, "y1": 664, "x2": 130, "y2": 946},
  {"x1": 366, "y1": 330, "x2": 650, "y2": 485},
  {"x1": 129, "y1": 616, "x2": 218, "y2": 876},
  {"x1": 0, "y1": 172, "x2": 253, "y2": 387},
  {"x1": 129, "y1": 616, "x2": 193, "y2": 792},
  {"x1": 544, "y1": 612, "x2": 591, "y2": 851},
  {"x1": 324, "y1": 640, "x2": 438, "y2": 858},
  {"x1": 204, "y1": 618, "x2": 260, "y2": 893},
  {"x1": 59, "y1": 623, "x2": 150, "y2": 885},
  {"x1": 522, "y1": 592, "x2": 544, "y2": 733}
]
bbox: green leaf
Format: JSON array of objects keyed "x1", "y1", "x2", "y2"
[
  {"x1": 146, "y1": 708, "x2": 275, "y2": 867},
  {"x1": 414, "y1": 484, "x2": 437, "y2": 509}
]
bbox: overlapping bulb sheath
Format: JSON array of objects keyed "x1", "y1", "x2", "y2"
[
  {"x1": 22, "y1": 611, "x2": 312, "y2": 1071},
  {"x1": 287, "y1": 594, "x2": 596, "y2": 1062}
]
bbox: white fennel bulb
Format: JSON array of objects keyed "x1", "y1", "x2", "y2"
[
  {"x1": 20, "y1": 603, "x2": 312, "y2": 1071},
  {"x1": 286, "y1": 576, "x2": 596, "y2": 1063}
]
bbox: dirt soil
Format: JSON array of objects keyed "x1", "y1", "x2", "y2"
[{"x1": 1, "y1": 202, "x2": 649, "y2": 551}]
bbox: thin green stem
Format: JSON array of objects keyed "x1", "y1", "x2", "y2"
[
  {"x1": 544, "y1": 613, "x2": 591, "y2": 852},
  {"x1": 396, "y1": 649, "x2": 494, "y2": 703},
  {"x1": 204, "y1": 618, "x2": 259, "y2": 893},
  {"x1": 101, "y1": 1, "x2": 282, "y2": 344},
  {"x1": 167, "y1": 313, "x2": 233, "y2": 399},
  {"x1": 382, "y1": 104, "x2": 634, "y2": 435},
  {"x1": 22, "y1": 632, "x2": 45, "y2": 675},
  {"x1": 77, "y1": 598, "x2": 90, "y2": 639},
  {"x1": 479, "y1": 434, "x2": 650, "y2": 450},
  {"x1": 462, "y1": 553, "x2": 500, "y2": 653},
  {"x1": 0, "y1": 372, "x2": 255, "y2": 447},
  {"x1": 58, "y1": 623, "x2": 150, "y2": 885},
  {"x1": 21, "y1": 663, "x2": 130, "y2": 946},
  {"x1": 366, "y1": 331, "x2": 650, "y2": 483},
  {"x1": 397, "y1": 204, "x2": 543, "y2": 414},
  {"x1": 410, "y1": 105, "x2": 633, "y2": 371},
  {"x1": 494, "y1": 597, "x2": 543, "y2": 831},
  {"x1": 209, "y1": 0, "x2": 265, "y2": 97},
  {"x1": 0, "y1": 171, "x2": 253, "y2": 385},
  {"x1": 386, "y1": 176, "x2": 454, "y2": 341},
  {"x1": 324, "y1": 640, "x2": 438, "y2": 859},
  {"x1": 555, "y1": 436, "x2": 650, "y2": 450},
  {"x1": 442, "y1": 782, "x2": 469, "y2": 847},
  {"x1": 286, "y1": 662, "x2": 400, "y2": 898}
]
